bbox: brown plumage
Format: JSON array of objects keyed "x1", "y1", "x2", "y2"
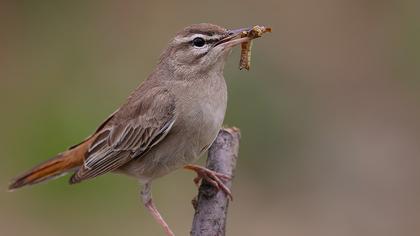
[
  {"x1": 9, "y1": 23, "x2": 270, "y2": 236},
  {"x1": 8, "y1": 135, "x2": 93, "y2": 190},
  {"x1": 9, "y1": 80, "x2": 176, "y2": 189}
]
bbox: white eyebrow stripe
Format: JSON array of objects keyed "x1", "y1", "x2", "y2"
[{"x1": 174, "y1": 34, "x2": 222, "y2": 44}]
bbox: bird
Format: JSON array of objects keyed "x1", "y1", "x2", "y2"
[{"x1": 9, "y1": 23, "x2": 260, "y2": 236}]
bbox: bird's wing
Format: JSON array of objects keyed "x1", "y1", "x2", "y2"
[{"x1": 70, "y1": 86, "x2": 176, "y2": 184}]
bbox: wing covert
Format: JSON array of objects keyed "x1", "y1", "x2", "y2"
[{"x1": 70, "y1": 87, "x2": 176, "y2": 184}]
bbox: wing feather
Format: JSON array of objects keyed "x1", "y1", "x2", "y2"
[{"x1": 70, "y1": 86, "x2": 176, "y2": 184}]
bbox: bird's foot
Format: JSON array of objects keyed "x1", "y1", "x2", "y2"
[{"x1": 184, "y1": 164, "x2": 233, "y2": 200}]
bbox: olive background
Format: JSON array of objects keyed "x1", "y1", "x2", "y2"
[{"x1": 1, "y1": 1, "x2": 419, "y2": 236}]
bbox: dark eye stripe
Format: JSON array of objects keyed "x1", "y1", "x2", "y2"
[
  {"x1": 177, "y1": 37, "x2": 223, "y2": 46},
  {"x1": 181, "y1": 38, "x2": 221, "y2": 46},
  {"x1": 206, "y1": 38, "x2": 219, "y2": 44}
]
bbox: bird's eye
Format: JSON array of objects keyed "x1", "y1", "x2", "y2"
[{"x1": 192, "y1": 37, "x2": 206, "y2": 48}]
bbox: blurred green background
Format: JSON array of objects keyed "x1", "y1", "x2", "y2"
[{"x1": 1, "y1": 1, "x2": 419, "y2": 236}]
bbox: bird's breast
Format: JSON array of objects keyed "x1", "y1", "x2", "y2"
[{"x1": 175, "y1": 77, "x2": 227, "y2": 157}]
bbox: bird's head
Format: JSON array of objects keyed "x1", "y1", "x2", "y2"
[{"x1": 158, "y1": 23, "x2": 250, "y2": 79}]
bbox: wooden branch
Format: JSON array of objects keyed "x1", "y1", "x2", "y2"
[{"x1": 191, "y1": 127, "x2": 241, "y2": 236}]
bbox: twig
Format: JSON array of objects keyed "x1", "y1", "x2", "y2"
[{"x1": 191, "y1": 127, "x2": 241, "y2": 236}]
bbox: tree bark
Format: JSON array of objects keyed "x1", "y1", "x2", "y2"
[{"x1": 190, "y1": 127, "x2": 241, "y2": 236}]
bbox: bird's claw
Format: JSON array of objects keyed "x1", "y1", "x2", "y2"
[{"x1": 185, "y1": 164, "x2": 233, "y2": 200}]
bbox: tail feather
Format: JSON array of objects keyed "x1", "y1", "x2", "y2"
[
  {"x1": 8, "y1": 151, "x2": 81, "y2": 190},
  {"x1": 8, "y1": 137, "x2": 95, "y2": 190}
]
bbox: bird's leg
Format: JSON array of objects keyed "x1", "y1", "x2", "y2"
[
  {"x1": 184, "y1": 164, "x2": 233, "y2": 200},
  {"x1": 141, "y1": 183, "x2": 175, "y2": 236}
]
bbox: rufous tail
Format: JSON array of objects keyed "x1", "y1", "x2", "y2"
[{"x1": 8, "y1": 138, "x2": 93, "y2": 191}]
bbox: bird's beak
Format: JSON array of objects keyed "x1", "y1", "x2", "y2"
[{"x1": 214, "y1": 27, "x2": 252, "y2": 48}]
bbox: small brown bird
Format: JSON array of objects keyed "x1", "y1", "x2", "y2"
[{"x1": 9, "y1": 23, "x2": 264, "y2": 236}]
